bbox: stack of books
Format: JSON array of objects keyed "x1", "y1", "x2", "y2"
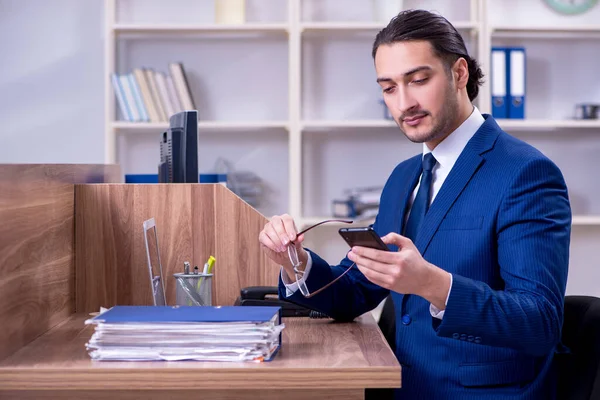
[
  {"x1": 85, "y1": 305, "x2": 283, "y2": 362},
  {"x1": 111, "y1": 63, "x2": 196, "y2": 123}
]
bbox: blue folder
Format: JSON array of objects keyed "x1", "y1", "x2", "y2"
[
  {"x1": 491, "y1": 47, "x2": 508, "y2": 119},
  {"x1": 507, "y1": 47, "x2": 526, "y2": 119},
  {"x1": 89, "y1": 305, "x2": 281, "y2": 324},
  {"x1": 87, "y1": 306, "x2": 283, "y2": 361}
]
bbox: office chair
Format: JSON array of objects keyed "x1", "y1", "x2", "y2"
[
  {"x1": 378, "y1": 294, "x2": 396, "y2": 352},
  {"x1": 556, "y1": 295, "x2": 600, "y2": 400}
]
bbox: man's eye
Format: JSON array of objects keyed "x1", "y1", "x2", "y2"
[
  {"x1": 412, "y1": 78, "x2": 428, "y2": 85},
  {"x1": 383, "y1": 87, "x2": 395, "y2": 93}
]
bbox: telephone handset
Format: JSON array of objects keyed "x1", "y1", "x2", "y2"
[{"x1": 236, "y1": 286, "x2": 330, "y2": 318}]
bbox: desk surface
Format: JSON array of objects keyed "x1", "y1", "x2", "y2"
[{"x1": 0, "y1": 312, "x2": 401, "y2": 391}]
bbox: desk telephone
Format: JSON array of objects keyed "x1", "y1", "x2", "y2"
[{"x1": 236, "y1": 286, "x2": 330, "y2": 318}]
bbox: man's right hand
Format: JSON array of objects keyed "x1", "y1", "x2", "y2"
[{"x1": 259, "y1": 214, "x2": 308, "y2": 281}]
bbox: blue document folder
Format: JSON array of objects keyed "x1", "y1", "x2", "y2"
[
  {"x1": 89, "y1": 305, "x2": 281, "y2": 324},
  {"x1": 507, "y1": 47, "x2": 526, "y2": 119},
  {"x1": 86, "y1": 306, "x2": 283, "y2": 362},
  {"x1": 491, "y1": 47, "x2": 508, "y2": 119}
]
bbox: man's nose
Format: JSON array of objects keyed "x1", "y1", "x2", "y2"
[{"x1": 396, "y1": 88, "x2": 418, "y2": 114}]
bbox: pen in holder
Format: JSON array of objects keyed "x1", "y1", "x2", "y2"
[{"x1": 173, "y1": 272, "x2": 213, "y2": 306}]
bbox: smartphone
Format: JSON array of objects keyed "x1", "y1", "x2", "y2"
[{"x1": 338, "y1": 226, "x2": 389, "y2": 251}]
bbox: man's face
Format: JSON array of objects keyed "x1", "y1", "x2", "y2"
[{"x1": 375, "y1": 40, "x2": 459, "y2": 146}]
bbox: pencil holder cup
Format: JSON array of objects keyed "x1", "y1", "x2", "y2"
[{"x1": 173, "y1": 273, "x2": 213, "y2": 306}]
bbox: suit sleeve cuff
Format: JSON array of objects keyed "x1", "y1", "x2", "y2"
[
  {"x1": 281, "y1": 252, "x2": 313, "y2": 297},
  {"x1": 429, "y1": 273, "x2": 453, "y2": 319}
]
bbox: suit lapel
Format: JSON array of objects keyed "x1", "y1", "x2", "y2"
[
  {"x1": 414, "y1": 116, "x2": 502, "y2": 255},
  {"x1": 394, "y1": 157, "x2": 422, "y2": 235}
]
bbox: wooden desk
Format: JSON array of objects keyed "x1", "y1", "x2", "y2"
[
  {"x1": 0, "y1": 167, "x2": 401, "y2": 399},
  {"x1": 0, "y1": 312, "x2": 401, "y2": 400}
]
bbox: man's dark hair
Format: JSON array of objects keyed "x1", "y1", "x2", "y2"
[{"x1": 372, "y1": 9, "x2": 484, "y2": 101}]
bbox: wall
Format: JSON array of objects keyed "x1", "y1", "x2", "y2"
[{"x1": 0, "y1": 0, "x2": 105, "y2": 164}]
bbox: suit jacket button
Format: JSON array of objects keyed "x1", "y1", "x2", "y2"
[
  {"x1": 452, "y1": 333, "x2": 459, "y2": 339},
  {"x1": 401, "y1": 314, "x2": 412, "y2": 325},
  {"x1": 474, "y1": 336, "x2": 482, "y2": 344},
  {"x1": 467, "y1": 335, "x2": 474, "y2": 342},
  {"x1": 460, "y1": 334, "x2": 467, "y2": 341}
]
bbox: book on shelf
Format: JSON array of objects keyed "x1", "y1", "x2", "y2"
[
  {"x1": 111, "y1": 63, "x2": 197, "y2": 123},
  {"x1": 169, "y1": 62, "x2": 196, "y2": 111},
  {"x1": 85, "y1": 305, "x2": 284, "y2": 362}
]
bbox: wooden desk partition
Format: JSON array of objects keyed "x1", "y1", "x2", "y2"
[
  {"x1": 0, "y1": 171, "x2": 401, "y2": 400},
  {"x1": 0, "y1": 164, "x2": 121, "y2": 361},
  {"x1": 74, "y1": 183, "x2": 279, "y2": 311}
]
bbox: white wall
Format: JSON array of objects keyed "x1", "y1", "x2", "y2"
[{"x1": 0, "y1": 0, "x2": 105, "y2": 163}]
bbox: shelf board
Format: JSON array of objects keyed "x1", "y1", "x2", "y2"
[
  {"x1": 112, "y1": 23, "x2": 289, "y2": 34},
  {"x1": 301, "y1": 21, "x2": 477, "y2": 32},
  {"x1": 491, "y1": 25, "x2": 600, "y2": 38},
  {"x1": 572, "y1": 215, "x2": 600, "y2": 226},
  {"x1": 303, "y1": 119, "x2": 600, "y2": 132},
  {"x1": 302, "y1": 120, "x2": 396, "y2": 130},
  {"x1": 497, "y1": 119, "x2": 600, "y2": 131},
  {"x1": 112, "y1": 121, "x2": 289, "y2": 131}
]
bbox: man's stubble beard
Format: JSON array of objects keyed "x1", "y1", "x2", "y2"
[{"x1": 398, "y1": 81, "x2": 459, "y2": 145}]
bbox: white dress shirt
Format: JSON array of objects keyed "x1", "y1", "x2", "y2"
[{"x1": 282, "y1": 107, "x2": 486, "y2": 319}]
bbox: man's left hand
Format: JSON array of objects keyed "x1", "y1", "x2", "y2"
[{"x1": 347, "y1": 232, "x2": 451, "y2": 310}]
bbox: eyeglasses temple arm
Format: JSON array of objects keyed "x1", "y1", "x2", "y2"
[{"x1": 296, "y1": 219, "x2": 354, "y2": 237}]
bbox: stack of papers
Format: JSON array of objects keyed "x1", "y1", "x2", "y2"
[{"x1": 85, "y1": 305, "x2": 284, "y2": 362}]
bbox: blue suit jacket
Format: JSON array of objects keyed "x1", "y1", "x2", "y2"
[{"x1": 279, "y1": 115, "x2": 571, "y2": 399}]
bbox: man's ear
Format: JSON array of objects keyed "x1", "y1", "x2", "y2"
[{"x1": 453, "y1": 57, "x2": 469, "y2": 90}]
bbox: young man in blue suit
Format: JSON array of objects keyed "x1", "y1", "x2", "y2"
[{"x1": 259, "y1": 9, "x2": 571, "y2": 399}]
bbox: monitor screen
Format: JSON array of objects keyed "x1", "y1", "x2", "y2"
[
  {"x1": 143, "y1": 218, "x2": 166, "y2": 306},
  {"x1": 158, "y1": 110, "x2": 198, "y2": 183}
]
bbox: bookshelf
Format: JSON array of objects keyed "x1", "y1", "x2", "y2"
[
  {"x1": 104, "y1": 0, "x2": 600, "y2": 296},
  {"x1": 112, "y1": 23, "x2": 290, "y2": 33},
  {"x1": 112, "y1": 120, "x2": 289, "y2": 131}
]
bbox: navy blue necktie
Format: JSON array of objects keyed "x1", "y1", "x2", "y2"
[{"x1": 404, "y1": 153, "x2": 437, "y2": 241}]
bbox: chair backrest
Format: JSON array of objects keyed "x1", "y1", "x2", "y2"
[
  {"x1": 378, "y1": 294, "x2": 396, "y2": 353},
  {"x1": 556, "y1": 295, "x2": 600, "y2": 400}
]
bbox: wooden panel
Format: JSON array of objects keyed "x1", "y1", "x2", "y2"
[
  {"x1": 0, "y1": 389, "x2": 362, "y2": 400},
  {"x1": 133, "y1": 184, "x2": 193, "y2": 306},
  {"x1": 213, "y1": 185, "x2": 279, "y2": 306},
  {"x1": 75, "y1": 184, "x2": 279, "y2": 310},
  {"x1": 192, "y1": 185, "x2": 217, "y2": 303},
  {"x1": 75, "y1": 185, "x2": 134, "y2": 311},
  {"x1": 0, "y1": 313, "x2": 400, "y2": 391},
  {"x1": 0, "y1": 164, "x2": 120, "y2": 362},
  {"x1": 76, "y1": 184, "x2": 194, "y2": 311}
]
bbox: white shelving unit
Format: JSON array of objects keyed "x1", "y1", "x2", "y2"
[
  {"x1": 103, "y1": 0, "x2": 600, "y2": 220},
  {"x1": 104, "y1": 1, "x2": 600, "y2": 296},
  {"x1": 498, "y1": 119, "x2": 600, "y2": 131},
  {"x1": 112, "y1": 23, "x2": 290, "y2": 33},
  {"x1": 112, "y1": 121, "x2": 289, "y2": 131}
]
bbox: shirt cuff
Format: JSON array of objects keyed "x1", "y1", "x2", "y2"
[
  {"x1": 430, "y1": 273, "x2": 453, "y2": 320},
  {"x1": 281, "y1": 251, "x2": 313, "y2": 297}
]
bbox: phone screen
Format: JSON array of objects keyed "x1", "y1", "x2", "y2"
[{"x1": 339, "y1": 227, "x2": 389, "y2": 251}]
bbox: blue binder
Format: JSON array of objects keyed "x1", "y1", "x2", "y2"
[
  {"x1": 490, "y1": 48, "x2": 509, "y2": 119},
  {"x1": 89, "y1": 305, "x2": 281, "y2": 324},
  {"x1": 91, "y1": 306, "x2": 283, "y2": 361},
  {"x1": 507, "y1": 47, "x2": 526, "y2": 119}
]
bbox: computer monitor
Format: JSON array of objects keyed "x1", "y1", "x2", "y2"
[
  {"x1": 143, "y1": 217, "x2": 166, "y2": 306},
  {"x1": 158, "y1": 110, "x2": 198, "y2": 183}
]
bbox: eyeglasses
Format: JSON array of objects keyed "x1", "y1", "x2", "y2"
[{"x1": 287, "y1": 219, "x2": 355, "y2": 298}]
